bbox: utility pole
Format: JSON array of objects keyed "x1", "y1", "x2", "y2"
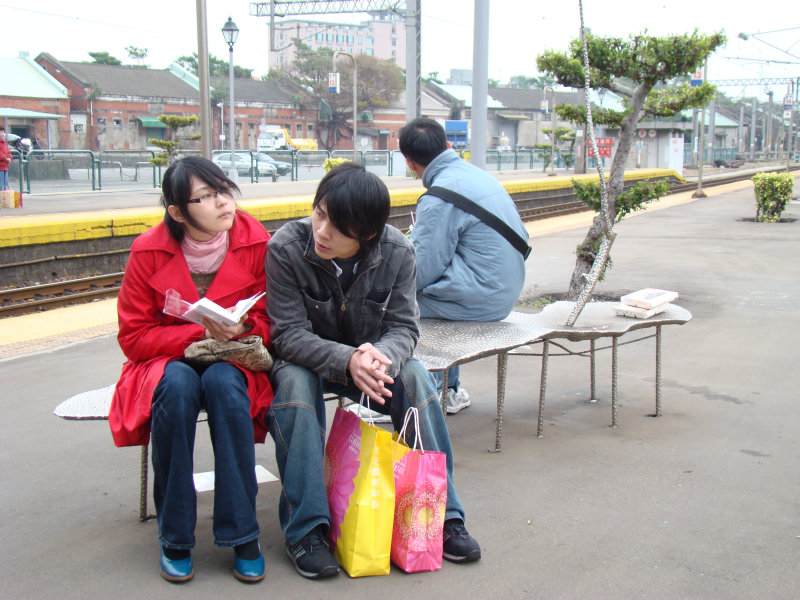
[
  {"x1": 195, "y1": 0, "x2": 212, "y2": 159},
  {"x1": 750, "y1": 98, "x2": 757, "y2": 161},
  {"x1": 693, "y1": 61, "x2": 708, "y2": 198},
  {"x1": 766, "y1": 91, "x2": 774, "y2": 158},
  {"x1": 405, "y1": 0, "x2": 420, "y2": 122},
  {"x1": 470, "y1": 0, "x2": 490, "y2": 169}
]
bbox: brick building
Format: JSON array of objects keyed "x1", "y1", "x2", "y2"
[{"x1": 0, "y1": 52, "x2": 70, "y2": 147}]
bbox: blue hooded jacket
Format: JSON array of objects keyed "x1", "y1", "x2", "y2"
[{"x1": 409, "y1": 149, "x2": 528, "y2": 321}]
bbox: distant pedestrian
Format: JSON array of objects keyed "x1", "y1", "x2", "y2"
[{"x1": 0, "y1": 126, "x2": 12, "y2": 191}]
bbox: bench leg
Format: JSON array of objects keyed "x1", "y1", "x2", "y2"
[
  {"x1": 611, "y1": 336, "x2": 619, "y2": 428},
  {"x1": 493, "y1": 352, "x2": 508, "y2": 452},
  {"x1": 589, "y1": 339, "x2": 598, "y2": 402},
  {"x1": 537, "y1": 340, "x2": 549, "y2": 438},
  {"x1": 139, "y1": 445, "x2": 149, "y2": 522},
  {"x1": 655, "y1": 325, "x2": 663, "y2": 417}
]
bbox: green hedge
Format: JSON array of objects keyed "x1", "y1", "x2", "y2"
[{"x1": 752, "y1": 172, "x2": 794, "y2": 222}]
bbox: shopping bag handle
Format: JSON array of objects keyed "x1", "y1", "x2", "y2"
[
  {"x1": 358, "y1": 392, "x2": 378, "y2": 427},
  {"x1": 397, "y1": 406, "x2": 425, "y2": 453}
]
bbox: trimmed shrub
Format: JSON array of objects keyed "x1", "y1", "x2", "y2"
[
  {"x1": 323, "y1": 157, "x2": 349, "y2": 173},
  {"x1": 752, "y1": 172, "x2": 794, "y2": 222}
]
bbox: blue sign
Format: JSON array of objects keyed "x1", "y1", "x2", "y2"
[
  {"x1": 328, "y1": 72, "x2": 340, "y2": 94},
  {"x1": 690, "y1": 70, "x2": 703, "y2": 87}
]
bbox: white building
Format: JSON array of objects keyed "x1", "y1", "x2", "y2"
[{"x1": 269, "y1": 12, "x2": 405, "y2": 70}]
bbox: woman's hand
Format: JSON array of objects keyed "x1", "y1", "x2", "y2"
[{"x1": 202, "y1": 313, "x2": 250, "y2": 342}]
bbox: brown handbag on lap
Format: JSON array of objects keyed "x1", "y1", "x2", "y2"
[{"x1": 184, "y1": 335, "x2": 273, "y2": 372}]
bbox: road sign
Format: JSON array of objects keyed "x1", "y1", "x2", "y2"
[
  {"x1": 784, "y1": 96, "x2": 792, "y2": 110},
  {"x1": 540, "y1": 100, "x2": 549, "y2": 114},
  {"x1": 690, "y1": 71, "x2": 703, "y2": 86},
  {"x1": 328, "y1": 72, "x2": 340, "y2": 94}
]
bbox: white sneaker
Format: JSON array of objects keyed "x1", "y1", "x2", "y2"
[
  {"x1": 445, "y1": 388, "x2": 471, "y2": 414},
  {"x1": 344, "y1": 402, "x2": 392, "y2": 423}
]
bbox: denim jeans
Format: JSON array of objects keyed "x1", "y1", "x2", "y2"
[
  {"x1": 151, "y1": 360, "x2": 259, "y2": 550},
  {"x1": 432, "y1": 366, "x2": 460, "y2": 391},
  {"x1": 266, "y1": 357, "x2": 466, "y2": 546},
  {"x1": 0, "y1": 169, "x2": 8, "y2": 190}
]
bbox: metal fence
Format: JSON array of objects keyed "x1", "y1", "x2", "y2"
[{"x1": 9, "y1": 147, "x2": 567, "y2": 195}]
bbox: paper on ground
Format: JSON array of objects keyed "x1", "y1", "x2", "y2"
[{"x1": 193, "y1": 464, "x2": 278, "y2": 492}]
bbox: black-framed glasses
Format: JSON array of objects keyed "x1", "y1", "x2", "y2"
[{"x1": 187, "y1": 190, "x2": 229, "y2": 204}]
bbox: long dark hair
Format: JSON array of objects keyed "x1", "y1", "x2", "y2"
[{"x1": 160, "y1": 156, "x2": 239, "y2": 241}]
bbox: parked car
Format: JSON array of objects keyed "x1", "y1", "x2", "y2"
[
  {"x1": 255, "y1": 152, "x2": 292, "y2": 176},
  {"x1": 213, "y1": 152, "x2": 277, "y2": 181}
]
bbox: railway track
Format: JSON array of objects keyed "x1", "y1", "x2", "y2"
[{"x1": 0, "y1": 170, "x2": 778, "y2": 318}]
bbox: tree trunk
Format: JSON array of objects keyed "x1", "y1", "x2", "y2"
[{"x1": 566, "y1": 82, "x2": 652, "y2": 300}]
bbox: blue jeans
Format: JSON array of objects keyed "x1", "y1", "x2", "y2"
[
  {"x1": 432, "y1": 366, "x2": 460, "y2": 391},
  {"x1": 0, "y1": 169, "x2": 8, "y2": 190},
  {"x1": 151, "y1": 360, "x2": 259, "y2": 550},
  {"x1": 266, "y1": 358, "x2": 466, "y2": 546}
]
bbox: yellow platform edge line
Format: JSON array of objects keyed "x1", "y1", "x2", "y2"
[{"x1": 0, "y1": 170, "x2": 682, "y2": 248}]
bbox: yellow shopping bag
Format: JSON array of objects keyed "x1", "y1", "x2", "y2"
[{"x1": 324, "y1": 400, "x2": 395, "y2": 577}]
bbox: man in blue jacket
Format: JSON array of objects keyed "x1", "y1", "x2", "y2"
[
  {"x1": 399, "y1": 117, "x2": 529, "y2": 413},
  {"x1": 266, "y1": 163, "x2": 481, "y2": 579}
]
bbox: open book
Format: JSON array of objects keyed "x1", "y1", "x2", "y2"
[{"x1": 163, "y1": 288, "x2": 265, "y2": 327}]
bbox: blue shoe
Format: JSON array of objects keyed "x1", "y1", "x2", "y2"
[
  {"x1": 160, "y1": 549, "x2": 194, "y2": 583},
  {"x1": 234, "y1": 553, "x2": 265, "y2": 583}
]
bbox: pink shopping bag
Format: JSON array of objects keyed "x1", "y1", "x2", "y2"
[{"x1": 391, "y1": 407, "x2": 447, "y2": 573}]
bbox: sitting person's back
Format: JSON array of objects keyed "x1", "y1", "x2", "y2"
[{"x1": 410, "y1": 147, "x2": 528, "y2": 321}]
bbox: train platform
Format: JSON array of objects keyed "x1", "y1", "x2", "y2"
[{"x1": 2, "y1": 174, "x2": 798, "y2": 598}]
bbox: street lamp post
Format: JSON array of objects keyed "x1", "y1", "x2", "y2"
[
  {"x1": 332, "y1": 51, "x2": 357, "y2": 163},
  {"x1": 222, "y1": 17, "x2": 239, "y2": 183},
  {"x1": 545, "y1": 86, "x2": 557, "y2": 176}
]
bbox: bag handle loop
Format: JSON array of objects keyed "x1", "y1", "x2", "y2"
[{"x1": 397, "y1": 406, "x2": 424, "y2": 453}]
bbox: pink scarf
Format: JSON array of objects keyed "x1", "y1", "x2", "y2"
[{"x1": 180, "y1": 231, "x2": 229, "y2": 274}]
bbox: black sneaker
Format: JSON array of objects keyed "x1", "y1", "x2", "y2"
[
  {"x1": 442, "y1": 519, "x2": 482, "y2": 563},
  {"x1": 286, "y1": 525, "x2": 340, "y2": 579}
]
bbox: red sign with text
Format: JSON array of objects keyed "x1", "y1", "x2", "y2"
[{"x1": 587, "y1": 137, "x2": 614, "y2": 158}]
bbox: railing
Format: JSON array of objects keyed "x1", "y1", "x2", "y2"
[{"x1": 9, "y1": 150, "x2": 97, "y2": 194}]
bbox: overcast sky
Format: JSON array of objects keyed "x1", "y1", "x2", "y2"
[{"x1": 3, "y1": 1, "x2": 798, "y2": 101}]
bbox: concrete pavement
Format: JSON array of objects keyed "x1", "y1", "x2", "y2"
[{"x1": 1, "y1": 176, "x2": 799, "y2": 598}]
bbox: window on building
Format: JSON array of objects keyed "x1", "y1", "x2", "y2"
[
  {"x1": 366, "y1": 49, "x2": 373, "y2": 56},
  {"x1": 113, "y1": 117, "x2": 122, "y2": 126},
  {"x1": 97, "y1": 117, "x2": 107, "y2": 126},
  {"x1": 128, "y1": 118, "x2": 137, "y2": 126},
  {"x1": 296, "y1": 124, "x2": 303, "y2": 135},
  {"x1": 346, "y1": 35, "x2": 354, "y2": 43},
  {"x1": 336, "y1": 34, "x2": 343, "y2": 42},
  {"x1": 326, "y1": 33, "x2": 333, "y2": 41},
  {"x1": 358, "y1": 37, "x2": 362, "y2": 44},
  {"x1": 284, "y1": 123, "x2": 291, "y2": 132},
  {"x1": 307, "y1": 124, "x2": 314, "y2": 134},
  {"x1": 366, "y1": 37, "x2": 374, "y2": 45},
  {"x1": 391, "y1": 39, "x2": 396, "y2": 46},
  {"x1": 316, "y1": 33, "x2": 323, "y2": 41}
]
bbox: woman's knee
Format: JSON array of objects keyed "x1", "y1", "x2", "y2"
[{"x1": 153, "y1": 361, "x2": 202, "y2": 420}]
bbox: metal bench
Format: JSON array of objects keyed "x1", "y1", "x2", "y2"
[
  {"x1": 416, "y1": 302, "x2": 692, "y2": 452},
  {"x1": 54, "y1": 387, "x2": 341, "y2": 521},
  {"x1": 54, "y1": 301, "x2": 691, "y2": 517}
]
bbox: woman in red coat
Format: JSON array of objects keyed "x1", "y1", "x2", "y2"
[
  {"x1": 0, "y1": 126, "x2": 12, "y2": 190},
  {"x1": 110, "y1": 156, "x2": 272, "y2": 584}
]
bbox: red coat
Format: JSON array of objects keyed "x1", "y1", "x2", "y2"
[
  {"x1": 109, "y1": 210, "x2": 273, "y2": 447},
  {"x1": 0, "y1": 137, "x2": 11, "y2": 171}
]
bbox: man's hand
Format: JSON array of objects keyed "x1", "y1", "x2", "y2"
[{"x1": 347, "y1": 343, "x2": 393, "y2": 404}]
